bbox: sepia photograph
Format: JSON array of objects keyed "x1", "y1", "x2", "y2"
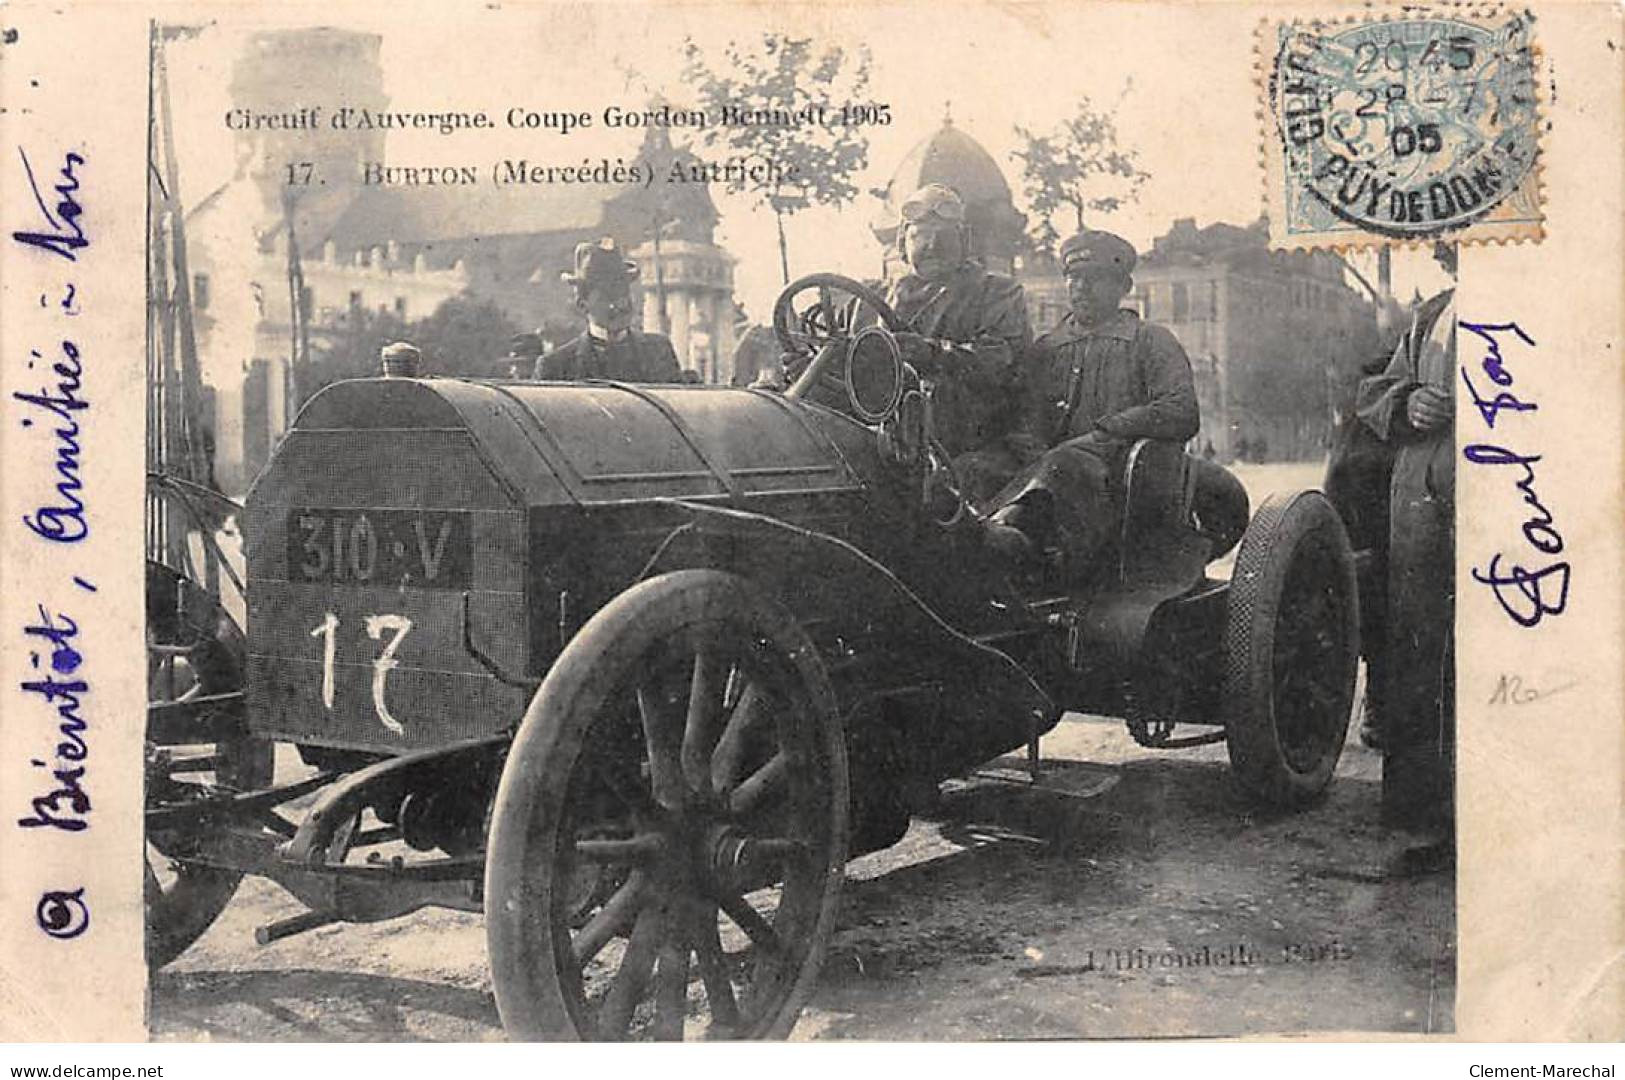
[
  {"x1": 132, "y1": 7, "x2": 1467, "y2": 1041},
  {"x1": 5, "y1": 0, "x2": 1617, "y2": 1052}
]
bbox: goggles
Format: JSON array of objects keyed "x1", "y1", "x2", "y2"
[{"x1": 899, "y1": 192, "x2": 966, "y2": 224}]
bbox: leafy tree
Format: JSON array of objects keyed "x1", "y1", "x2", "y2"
[
  {"x1": 301, "y1": 305, "x2": 409, "y2": 404},
  {"x1": 1012, "y1": 97, "x2": 1149, "y2": 256},
  {"x1": 409, "y1": 296, "x2": 523, "y2": 378},
  {"x1": 301, "y1": 294, "x2": 522, "y2": 403},
  {"x1": 683, "y1": 34, "x2": 873, "y2": 283}
]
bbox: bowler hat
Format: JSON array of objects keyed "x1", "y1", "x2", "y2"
[
  {"x1": 562, "y1": 237, "x2": 639, "y2": 288},
  {"x1": 1060, "y1": 229, "x2": 1137, "y2": 276}
]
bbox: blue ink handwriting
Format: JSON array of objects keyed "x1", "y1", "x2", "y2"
[
  {"x1": 17, "y1": 605, "x2": 90, "y2": 832},
  {"x1": 1458, "y1": 321, "x2": 1538, "y2": 428},
  {"x1": 14, "y1": 339, "x2": 87, "y2": 542},
  {"x1": 1459, "y1": 319, "x2": 1568, "y2": 628},
  {"x1": 35, "y1": 888, "x2": 89, "y2": 939},
  {"x1": 12, "y1": 147, "x2": 87, "y2": 261}
]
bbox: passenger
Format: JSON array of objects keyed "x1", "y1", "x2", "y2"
[
  {"x1": 982, "y1": 229, "x2": 1204, "y2": 568},
  {"x1": 534, "y1": 238, "x2": 682, "y2": 382},
  {"x1": 884, "y1": 183, "x2": 1034, "y2": 504}
]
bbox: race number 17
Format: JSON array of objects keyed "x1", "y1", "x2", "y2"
[{"x1": 309, "y1": 612, "x2": 413, "y2": 733}]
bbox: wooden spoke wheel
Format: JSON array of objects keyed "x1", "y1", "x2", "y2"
[
  {"x1": 486, "y1": 570, "x2": 849, "y2": 1041},
  {"x1": 145, "y1": 560, "x2": 273, "y2": 969},
  {"x1": 1222, "y1": 493, "x2": 1360, "y2": 807}
]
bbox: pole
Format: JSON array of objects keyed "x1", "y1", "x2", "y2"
[
  {"x1": 653, "y1": 206, "x2": 669, "y2": 336},
  {"x1": 284, "y1": 189, "x2": 308, "y2": 410}
]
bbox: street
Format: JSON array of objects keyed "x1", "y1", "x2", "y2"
[
  {"x1": 149, "y1": 715, "x2": 1453, "y2": 1041},
  {"x1": 149, "y1": 460, "x2": 1453, "y2": 1040}
]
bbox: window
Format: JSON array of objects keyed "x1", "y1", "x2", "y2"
[
  {"x1": 1172, "y1": 282, "x2": 1189, "y2": 322},
  {"x1": 193, "y1": 273, "x2": 210, "y2": 311},
  {"x1": 394, "y1": 296, "x2": 407, "y2": 317},
  {"x1": 1207, "y1": 281, "x2": 1220, "y2": 321},
  {"x1": 298, "y1": 286, "x2": 314, "y2": 321}
]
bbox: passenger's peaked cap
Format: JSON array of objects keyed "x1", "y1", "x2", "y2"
[
  {"x1": 562, "y1": 237, "x2": 640, "y2": 287},
  {"x1": 1060, "y1": 229, "x2": 1137, "y2": 276}
]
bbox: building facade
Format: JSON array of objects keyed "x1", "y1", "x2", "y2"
[
  {"x1": 1134, "y1": 218, "x2": 1380, "y2": 461},
  {"x1": 188, "y1": 29, "x2": 740, "y2": 493}
]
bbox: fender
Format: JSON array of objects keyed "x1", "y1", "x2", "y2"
[{"x1": 641, "y1": 499, "x2": 1059, "y2": 774}]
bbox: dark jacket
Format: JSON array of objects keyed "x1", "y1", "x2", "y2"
[
  {"x1": 886, "y1": 264, "x2": 1032, "y2": 458},
  {"x1": 534, "y1": 330, "x2": 682, "y2": 383},
  {"x1": 1018, "y1": 308, "x2": 1199, "y2": 468},
  {"x1": 1356, "y1": 288, "x2": 1455, "y2": 822}
]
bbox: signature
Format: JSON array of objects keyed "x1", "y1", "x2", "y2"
[
  {"x1": 1488, "y1": 673, "x2": 1580, "y2": 706},
  {"x1": 1459, "y1": 320, "x2": 1567, "y2": 628},
  {"x1": 12, "y1": 147, "x2": 87, "y2": 261}
]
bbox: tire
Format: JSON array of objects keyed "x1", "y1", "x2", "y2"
[
  {"x1": 486, "y1": 570, "x2": 849, "y2": 1041},
  {"x1": 144, "y1": 561, "x2": 274, "y2": 968},
  {"x1": 1222, "y1": 493, "x2": 1359, "y2": 807}
]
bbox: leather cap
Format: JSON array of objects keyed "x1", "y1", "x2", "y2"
[{"x1": 1060, "y1": 229, "x2": 1137, "y2": 275}]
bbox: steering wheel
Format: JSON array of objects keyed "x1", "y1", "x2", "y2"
[
  {"x1": 773, "y1": 274, "x2": 904, "y2": 407},
  {"x1": 772, "y1": 273, "x2": 902, "y2": 356}
]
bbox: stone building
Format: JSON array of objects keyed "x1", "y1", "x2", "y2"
[
  {"x1": 185, "y1": 29, "x2": 469, "y2": 492},
  {"x1": 1134, "y1": 218, "x2": 1380, "y2": 461},
  {"x1": 187, "y1": 28, "x2": 740, "y2": 492}
]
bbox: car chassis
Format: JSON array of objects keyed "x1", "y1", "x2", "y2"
[{"x1": 145, "y1": 273, "x2": 1359, "y2": 1040}]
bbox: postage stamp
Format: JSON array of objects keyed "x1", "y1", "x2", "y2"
[{"x1": 1264, "y1": 9, "x2": 1544, "y2": 248}]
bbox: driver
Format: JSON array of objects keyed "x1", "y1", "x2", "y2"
[
  {"x1": 983, "y1": 229, "x2": 1200, "y2": 566},
  {"x1": 884, "y1": 184, "x2": 1034, "y2": 504},
  {"x1": 534, "y1": 238, "x2": 682, "y2": 382}
]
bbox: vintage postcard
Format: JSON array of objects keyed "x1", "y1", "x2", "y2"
[{"x1": 0, "y1": 0, "x2": 1619, "y2": 1049}]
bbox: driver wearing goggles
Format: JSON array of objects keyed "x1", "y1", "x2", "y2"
[{"x1": 885, "y1": 183, "x2": 1034, "y2": 505}]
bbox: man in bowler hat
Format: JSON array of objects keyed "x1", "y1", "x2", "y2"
[{"x1": 534, "y1": 238, "x2": 682, "y2": 382}]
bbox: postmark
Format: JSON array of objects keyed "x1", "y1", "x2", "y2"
[{"x1": 1264, "y1": 10, "x2": 1543, "y2": 248}]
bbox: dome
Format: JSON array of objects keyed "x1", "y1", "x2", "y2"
[
  {"x1": 873, "y1": 118, "x2": 1026, "y2": 273},
  {"x1": 887, "y1": 119, "x2": 1015, "y2": 210}
]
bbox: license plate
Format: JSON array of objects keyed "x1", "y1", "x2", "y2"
[{"x1": 286, "y1": 508, "x2": 472, "y2": 589}]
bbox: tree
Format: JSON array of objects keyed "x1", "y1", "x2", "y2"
[
  {"x1": 683, "y1": 34, "x2": 873, "y2": 283},
  {"x1": 409, "y1": 296, "x2": 522, "y2": 379},
  {"x1": 301, "y1": 294, "x2": 522, "y2": 403},
  {"x1": 1012, "y1": 97, "x2": 1149, "y2": 256},
  {"x1": 302, "y1": 305, "x2": 409, "y2": 405}
]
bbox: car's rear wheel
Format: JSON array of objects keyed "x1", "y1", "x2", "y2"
[
  {"x1": 1222, "y1": 493, "x2": 1359, "y2": 807},
  {"x1": 486, "y1": 570, "x2": 848, "y2": 1040}
]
